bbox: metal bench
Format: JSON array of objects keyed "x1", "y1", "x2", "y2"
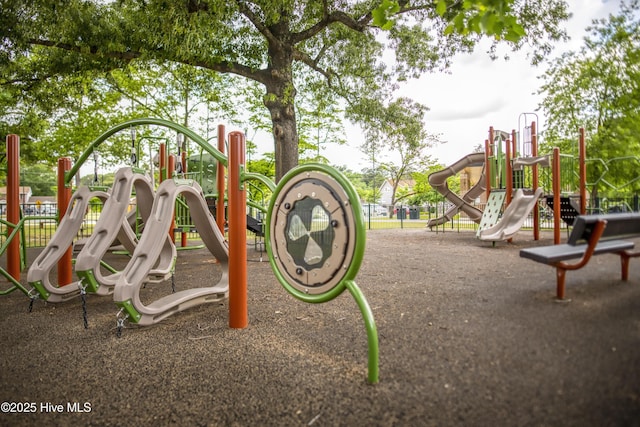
[{"x1": 519, "y1": 213, "x2": 640, "y2": 300}]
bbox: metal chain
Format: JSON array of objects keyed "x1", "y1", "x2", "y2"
[
  {"x1": 115, "y1": 309, "x2": 129, "y2": 338},
  {"x1": 27, "y1": 289, "x2": 38, "y2": 313},
  {"x1": 78, "y1": 281, "x2": 89, "y2": 329},
  {"x1": 171, "y1": 272, "x2": 176, "y2": 293}
]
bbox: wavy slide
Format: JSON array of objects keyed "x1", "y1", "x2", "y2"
[
  {"x1": 75, "y1": 167, "x2": 175, "y2": 296},
  {"x1": 113, "y1": 178, "x2": 229, "y2": 326},
  {"x1": 427, "y1": 152, "x2": 486, "y2": 227},
  {"x1": 477, "y1": 188, "x2": 543, "y2": 242}
]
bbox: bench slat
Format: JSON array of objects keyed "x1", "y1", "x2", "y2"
[{"x1": 519, "y1": 240, "x2": 635, "y2": 264}]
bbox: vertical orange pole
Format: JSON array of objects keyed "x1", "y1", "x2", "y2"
[
  {"x1": 181, "y1": 150, "x2": 188, "y2": 247},
  {"x1": 159, "y1": 143, "x2": 166, "y2": 183},
  {"x1": 228, "y1": 131, "x2": 247, "y2": 329},
  {"x1": 489, "y1": 127, "x2": 496, "y2": 189},
  {"x1": 6, "y1": 135, "x2": 21, "y2": 280},
  {"x1": 484, "y1": 139, "x2": 491, "y2": 200},
  {"x1": 216, "y1": 125, "x2": 226, "y2": 234},
  {"x1": 579, "y1": 128, "x2": 587, "y2": 215},
  {"x1": 553, "y1": 148, "x2": 561, "y2": 244},
  {"x1": 531, "y1": 122, "x2": 540, "y2": 240},
  {"x1": 167, "y1": 154, "x2": 176, "y2": 244},
  {"x1": 57, "y1": 157, "x2": 73, "y2": 286},
  {"x1": 505, "y1": 137, "x2": 512, "y2": 205}
]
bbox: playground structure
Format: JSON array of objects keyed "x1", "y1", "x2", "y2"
[
  {"x1": 1, "y1": 119, "x2": 378, "y2": 383},
  {"x1": 427, "y1": 119, "x2": 598, "y2": 244},
  {"x1": 426, "y1": 152, "x2": 486, "y2": 227}
]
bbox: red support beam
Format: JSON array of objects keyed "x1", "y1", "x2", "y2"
[
  {"x1": 228, "y1": 131, "x2": 247, "y2": 329},
  {"x1": 57, "y1": 157, "x2": 73, "y2": 286},
  {"x1": 216, "y1": 125, "x2": 226, "y2": 235},
  {"x1": 6, "y1": 135, "x2": 21, "y2": 280},
  {"x1": 531, "y1": 122, "x2": 540, "y2": 240}
]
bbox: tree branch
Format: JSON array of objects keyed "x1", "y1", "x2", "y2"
[
  {"x1": 27, "y1": 38, "x2": 271, "y2": 86},
  {"x1": 292, "y1": 48, "x2": 334, "y2": 82},
  {"x1": 235, "y1": 0, "x2": 280, "y2": 47}
]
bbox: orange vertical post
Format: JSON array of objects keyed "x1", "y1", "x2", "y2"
[
  {"x1": 168, "y1": 154, "x2": 176, "y2": 244},
  {"x1": 228, "y1": 131, "x2": 247, "y2": 329},
  {"x1": 552, "y1": 148, "x2": 561, "y2": 244},
  {"x1": 578, "y1": 128, "x2": 587, "y2": 215},
  {"x1": 57, "y1": 157, "x2": 73, "y2": 286},
  {"x1": 6, "y1": 135, "x2": 21, "y2": 280},
  {"x1": 489, "y1": 127, "x2": 496, "y2": 189},
  {"x1": 181, "y1": 150, "x2": 188, "y2": 247},
  {"x1": 484, "y1": 139, "x2": 491, "y2": 200},
  {"x1": 531, "y1": 122, "x2": 540, "y2": 240},
  {"x1": 216, "y1": 125, "x2": 226, "y2": 235},
  {"x1": 505, "y1": 137, "x2": 512, "y2": 205},
  {"x1": 159, "y1": 143, "x2": 166, "y2": 183}
]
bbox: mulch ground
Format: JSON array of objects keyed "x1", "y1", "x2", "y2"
[{"x1": 1, "y1": 228, "x2": 639, "y2": 426}]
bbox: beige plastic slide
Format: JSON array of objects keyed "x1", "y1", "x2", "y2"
[
  {"x1": 477, "y1": 188, "x2": 543, "y2": 242},
  {"x1": 113, "y1": 178, "x2": 229, "y2": 326},
  {"x1": 427, "y1": 152, "x2": 486, "y2": 227},
  {"x1": 513, "y1": 155, "x2": 551, "y2": 170},
  {"x1": 27, "y1": 186, "x2": 109, "y2": 302},
  {"x1": 75, "y1": 167, "x2": 176, "y2": 296}
]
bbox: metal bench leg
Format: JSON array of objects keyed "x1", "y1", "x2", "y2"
[
  {"x1": 621, "y1": 252, "x2": 630, "y2": 281},
  {"x1": 556, "y1": 267, "x2": 567, "y2": 300}
]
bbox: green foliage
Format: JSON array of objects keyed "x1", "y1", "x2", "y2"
[
  {"x1": 2, "y1": 0, "x2": 570, "y2": 180},
  {"x1": 358, "y1": 97, "x2": 440, "y2": 206},
  {"x1": 19, "y1": 164, "x2": 57, "y2": 196},
  {"x1": 538, "y1": 0, "x2": 640, "y2": 195}
]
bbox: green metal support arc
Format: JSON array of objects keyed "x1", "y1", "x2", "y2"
[
  {"x1": 242, "y1": 171, "x2": 276, "y2": 192},
  {"x1": 345, "y1": 280, "x2": 379, "y2": 384},
  {"x1": 265, "y1": 163, "x2": 378, "y2": 384},
  {"x1": 66, "y1": 118, "x2": 228, "y2": 185}
]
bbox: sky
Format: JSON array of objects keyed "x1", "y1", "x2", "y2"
[{"x1": 265, "y1": 0, "x2": 625, "y2": 172}]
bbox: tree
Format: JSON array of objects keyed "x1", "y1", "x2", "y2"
[
  {"x1": 360, "y1": 97, "x2": 438, "y2": 212},
  {"x1": 537, "y1": 0, "x2": 640, "y2": 195},
  {"x1": 2, "y1": 0, "x2": 569, "y2": 180},
  {"x1": 19, "y1": 164, "x2": 57, "y2": 196}
]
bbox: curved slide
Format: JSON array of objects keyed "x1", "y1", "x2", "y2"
[
  {"x1": 427, "y1": 152, "x2": 486, "y2": 227},
  {"x1": 27, "y1": 187, "x2": 109, "y2": 302},
  {"x1": 75, "y1": 167, "x2": 176, "y2": 296},
  {"x1": 113, "y1": 178, "x2": 229, "y2": 326},
  {"x1": 477, "y1": 188, "x2": 543, "y2": 242}
]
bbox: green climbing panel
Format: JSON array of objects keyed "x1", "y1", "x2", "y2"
[{"x1": 476, "y1": 190, "x2": 506, "y2": 237}]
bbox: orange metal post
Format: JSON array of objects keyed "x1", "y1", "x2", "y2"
[
  {"x1": 159, "y1": 143, "x2": 166, "y2": 183},
  {"x1": 6, "y1": 135, "x2": 21, "y2": 279},
  {"x1": 579, "y1": 128, "x2": 587, "y2": 214},
  {"x1": 168, "y1": 154, "x2": 176, "y2": 244},
  {"x1": 228, "y1": 131, "x2": 247, "y2": 329},
  {"x1": 531, "y1": 122, "x2": 540, "y2": 240},
  {"x1": 489, "y1": 127, "x2": 496, "y2": 189},
  {"x1": 181, "y1": 150, "x2": 188, "y2": 247},
  {"x1": 552, "y1": 148, "x2": 561, "y2": 244},
  {"x1": 505, "y1": 137, "x2": 512, "y2": 205},
  {"x1": 216, "y1": 125, "x2": 226, "y2": 235},
  {"x1": 484, "y1": 139, "x2": 491, "y2": 200},
  {"x1": 57, "y1": 157, "x2": 73, "y2": 286}
]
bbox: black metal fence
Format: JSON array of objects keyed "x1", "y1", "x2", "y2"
[{"x1": 2, "y1": 194, "x2": 639, "y2": 249}]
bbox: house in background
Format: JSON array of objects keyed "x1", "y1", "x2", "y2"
[
  {"x1": 378, "y1": 179, "x2": 416, "y2": 207},
  {"x1": 0, "y1": 186, "x2": 33, "y2": 204}
]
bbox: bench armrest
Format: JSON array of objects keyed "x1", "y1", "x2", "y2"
[{"x1": 555, "y1": 219, "x2": 607, "y2": 271}]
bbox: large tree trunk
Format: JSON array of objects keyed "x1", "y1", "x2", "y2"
[
  {"x1": 263, "y1": 31, "x2": 299, "y2": 182},
  {"x1": 264, "y1": 90, "x2": 299, "y2": 182}
]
